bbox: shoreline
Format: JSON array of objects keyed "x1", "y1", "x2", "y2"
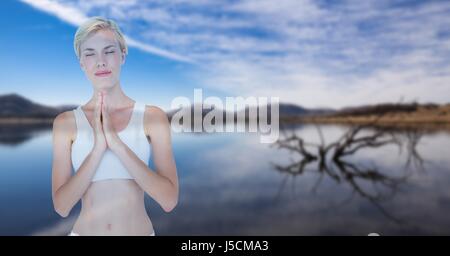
[
  {"x1": 280, "y1": 115, "x2": 450, "y2": 131},
  {"x1": 0, "y1": 118, "x2": 54, "y2": 124},
  {"x1": 2, "y1": 116, "x2": 450, "y2": 130}
]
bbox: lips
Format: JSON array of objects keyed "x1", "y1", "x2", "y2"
[{"x1": 95, "y1": 70, "x2": 112, "y2": 77}]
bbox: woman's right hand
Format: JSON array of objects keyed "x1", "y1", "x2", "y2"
[{"x1": 92, "y1": 92, "x2": 107, "y2": 155}]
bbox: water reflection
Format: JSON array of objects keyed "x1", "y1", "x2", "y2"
[
  {"x1": 1, "y1": 123, "x2": 450, "y2": 235},
  {"x1": 272, "y1": 124, "x2": 434, "y2": 224},
  {"x1": 0, "y1": 123, "x2": 51, "y2": 146}
]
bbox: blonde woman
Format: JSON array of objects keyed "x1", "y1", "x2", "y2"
[{"x1": 51, "y1": 17, "x2": 178, "y2": 236}]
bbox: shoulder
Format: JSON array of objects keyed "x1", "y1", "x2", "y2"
[
  {"x1": 143, "y1": 105, "x2": 170, "y2": 136},
  {"x1": 53, "y1": 109, "x2": 77, "y2": 142},
  {"x1": 53, "y1": 110, "x2": 75, "y2": 128},
  {"x1": 144, "y1": 105, "x2": 168, "y2": 120}
]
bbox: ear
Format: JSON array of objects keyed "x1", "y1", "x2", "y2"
[
  {"x1": 121, "y1": 49, "x2": 126, "y2": 65},
  {"x1": 79, "y1": 58, "x2": 85, "y2": 71}
]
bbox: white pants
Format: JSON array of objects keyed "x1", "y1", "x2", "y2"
[{"x1": 68, "y1": 230, "x2": 156, "y2": 236}]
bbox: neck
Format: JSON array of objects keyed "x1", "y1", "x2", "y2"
[{"x1": 87, "y1": 82, "x2": 134, "y2": 111}]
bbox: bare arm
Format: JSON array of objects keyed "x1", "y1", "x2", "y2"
[
  {"x1": 52, "y1": 95, "x2": 107, "y2": 217},
  {"x1": 111, "y1": 106, "x2": 179, "y2": 212},
  {"x1": 51, "y1": 112, "x2": 101, "y2": 217}
]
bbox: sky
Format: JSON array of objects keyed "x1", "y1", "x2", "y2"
[{"x1": 1, "y1": 0, "x2": 450, "y2": 110}]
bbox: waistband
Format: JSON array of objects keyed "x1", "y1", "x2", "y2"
[{"x1": 68, "y1": 230, "x2": 156, "y2": 236}]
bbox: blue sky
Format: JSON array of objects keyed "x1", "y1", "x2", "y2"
[{"x1": 1, "y1": 0, "x2": 450, "y2": 110}]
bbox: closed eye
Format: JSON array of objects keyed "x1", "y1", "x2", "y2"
[{"x1": 105, "y1": 51, "x2": 115, "y2": 54}]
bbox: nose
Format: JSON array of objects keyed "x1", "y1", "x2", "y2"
[{"x1": 96, "y1": 56, "x2": 106, "y2": 68}]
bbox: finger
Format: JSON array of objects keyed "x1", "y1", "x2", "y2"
[
  {"x1": 99, "y1": 95, "x2": 105, "y2": 124},
  {"x1": 97, "y1": 93, "x2": 102, "y2": 111},
  {"x1": 95, "y1": 93, "x2": 103, "y2": 130},
  {"x1": 103, "y1": 94, "x2": 107, "y2": 113},
  {"x1": 101, "y1": 98, "x2": 105, "y2": 117},
  {"x1": 103, "y1": 96, "x2": 109, "y2": 120}
]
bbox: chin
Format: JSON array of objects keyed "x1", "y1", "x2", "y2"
[{"x1": 93, "y1": 80, "x2": 115, "y2": 90}]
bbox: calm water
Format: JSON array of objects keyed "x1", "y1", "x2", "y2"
[{"x1": 1, "y1": 123, "x2": 450, "y2": 235}]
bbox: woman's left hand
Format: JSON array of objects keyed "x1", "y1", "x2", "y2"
[{"x1": 101, "y1": 94, "x2": 123, "y2": 152}]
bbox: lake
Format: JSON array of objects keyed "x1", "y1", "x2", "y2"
[{"x1": 1, "y1": 123, "x2": 450, "y2": 235}]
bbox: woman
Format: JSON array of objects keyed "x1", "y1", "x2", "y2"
[{"x1": 51, "y1": 17, "x2": 178, "y2": 236}]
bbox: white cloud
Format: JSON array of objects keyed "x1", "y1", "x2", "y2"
[
  {"x1": 20, "y1": 0, "x2": 192, "y2": 63},
  {"x1": 21, "y1": 0, "x2": 87, "y2": 25},
  {"x1": 124, "y1": 36, "x2": 194, "y2": 63},
  {"x1": 21, "y1": 0, "x2": 450, "y2": 108}
]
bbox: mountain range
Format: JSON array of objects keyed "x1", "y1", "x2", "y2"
[
  {"x1": 3, "y1": 93, "x2": 446, "y2": 123},
  {"x1": 0, "y1": 93, "x2": 77, "y2": 119}
]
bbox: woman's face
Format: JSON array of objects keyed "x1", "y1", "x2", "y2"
[{"x1": 79, "y1": 29, "x2": 125, "y2": 91}]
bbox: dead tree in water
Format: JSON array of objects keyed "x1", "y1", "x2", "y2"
[
  {"x1": 275, "y1": 114, "x2": 405, "y2": 164},
  {"x1": 272, "y1": 116, "x2": 426, "y2": 223}
]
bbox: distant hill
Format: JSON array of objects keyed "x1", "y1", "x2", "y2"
[
  {"x1": 167, "y1": 102, "x2": 335, "y2": 120},
  {"x1": 0, "y1": 93, "x2": 77, "y2": 119},
  {"x1": 0, "y1": 93, "x2": 335, "y2": 120},
  {"x1": 295, "y1": 102, "x2": 450, "y2": 127},
  {"x1": 4, "y1": 93, "x2": 446, "y2": 128},
  {"x1": 276, "y1": 103, "x2": 335, "y2": 117},
  {"x1": 332, "y1": 102, "x2": 438, "y2": 117}
]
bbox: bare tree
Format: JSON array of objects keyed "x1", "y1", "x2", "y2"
[{"x1": 271, "y1": 118, "x2": 427, "y2": 224}]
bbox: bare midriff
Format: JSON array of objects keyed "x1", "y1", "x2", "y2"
[{"x1": 72, "y1": 179, "x2": 153, "y2": 235}]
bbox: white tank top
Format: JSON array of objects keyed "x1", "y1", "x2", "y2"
[{"x1": 71, "y1": 102, "x2": 151, "y2": 182}]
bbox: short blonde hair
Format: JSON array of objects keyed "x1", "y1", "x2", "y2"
[{"x1": 74, "y1": 16, "x2": 128, "y2": 59}]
